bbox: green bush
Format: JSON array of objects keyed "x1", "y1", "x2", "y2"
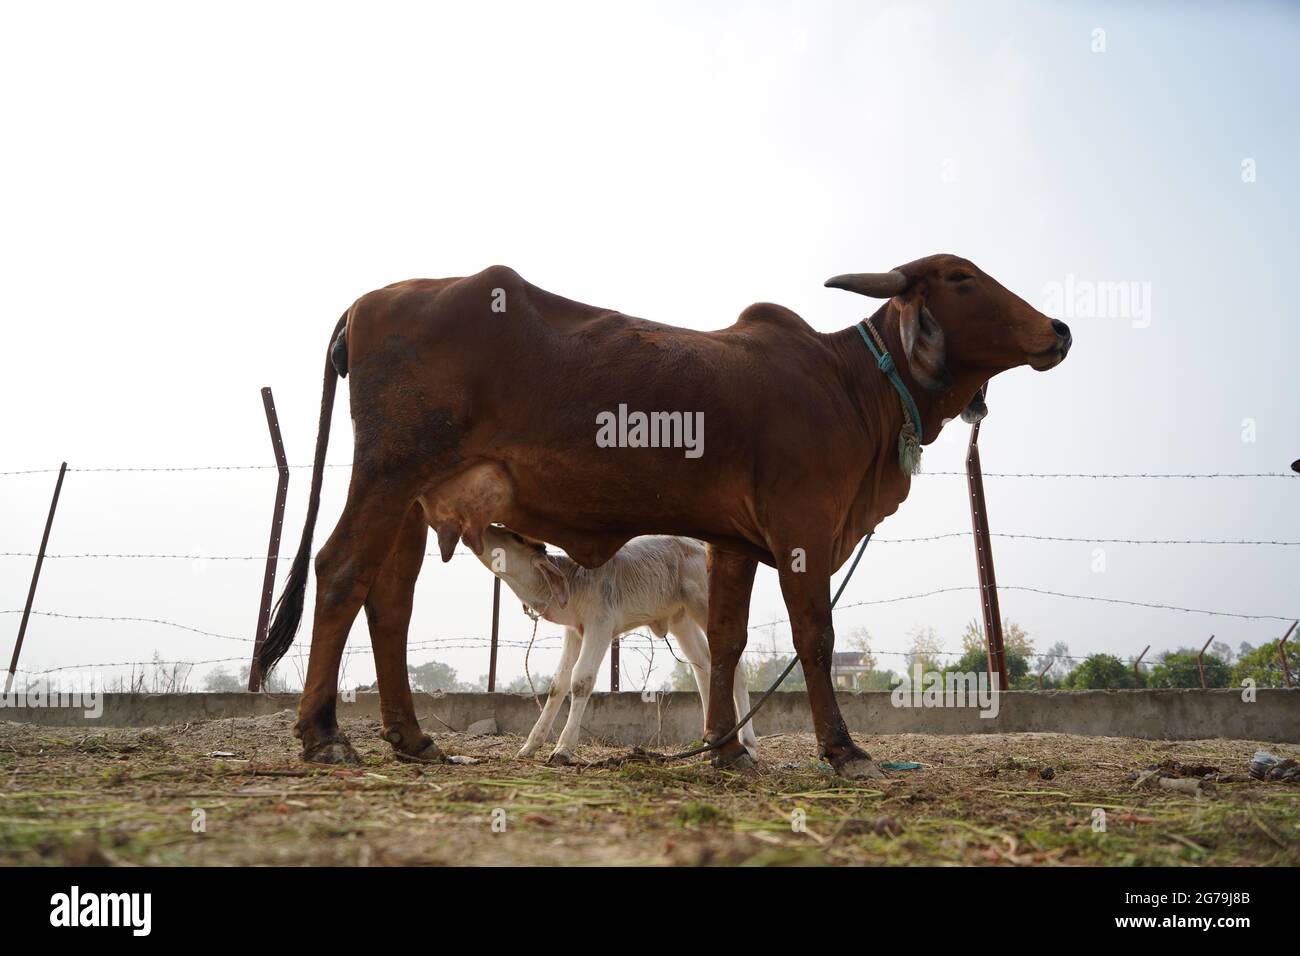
[
  {"x1": 946, "y1": 646, "x2": 1030, "y2": 687},
  {"x1": 856, "y1": 669, "x2": 900, "y2": 691},
  {"x1": 745, "y1": 655, "x2": 807, "y2": 692},
  {"x1": 1148, "y1": 650, "x2": 1231, "y2": 688},
  {"x1": 1066, "y1": 653, "x2": 1137, "y2": 689},
  {"x1": 1232, "y1": 641, "x2": 1300, "y2": 689}
]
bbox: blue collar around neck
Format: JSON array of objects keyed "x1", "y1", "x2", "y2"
[{"x1": 855, "y1": 318, "x2": 924, "y2": 473}]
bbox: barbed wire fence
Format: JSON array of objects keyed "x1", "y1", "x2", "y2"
[{"x1": 3, "y1": 387, "x2": 1297, "y2": 695}]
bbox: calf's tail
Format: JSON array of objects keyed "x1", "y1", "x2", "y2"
[{"x1": 255, "y1": 313, "x2": 348, "y2": 677}]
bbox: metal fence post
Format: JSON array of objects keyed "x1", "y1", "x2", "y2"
[
  {"x1": 1196, "y1": 635, "x2": 1214, "y2": 689},
  {"x1": 248, "y1": 388, "x2": 289, "y2": 692},
  {"x1": 1133, "y1": 645, "x2": 1149, "y2": 687},
  {"x1": 5, "y1": 462, "x2": 67, "y2": 694},
  {"x1": 965, "y1": 387, "x2": 1008, "y2": 691},
  {"x1": 610, "y1": 637, "x2": 620, "y2": 692},
  {"x1": 1280, "y1": 620, "x2": 1296, "y2": 689},
  {"x1": 488, "y1": 577, "x2": 500, "y2": 692}
]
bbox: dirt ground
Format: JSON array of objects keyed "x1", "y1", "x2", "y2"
[{"x1": 1, "y1": 713, "x2": 1296, "y2": 866}]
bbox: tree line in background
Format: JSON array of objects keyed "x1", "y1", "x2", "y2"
[
  {"x1": 664, "y1": 619, "x2": 1298, "y2": 693},
  {"x1": 204, "y1": 659, "x2": 545, "y2": 695},
  {"x1": 190, "y1": 620, "x2": 1295, "y2": 695}
]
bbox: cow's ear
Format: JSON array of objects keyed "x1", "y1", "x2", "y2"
[
  {"x1": 534, "y1": 556, "x2": 570, "y2": 609},
  {"x1": 893, "y1": 293, "x2": 952, "y2": 391}
]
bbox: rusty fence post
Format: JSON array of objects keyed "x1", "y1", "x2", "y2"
[
  {"x1": 248, "y1": 388, "x2": 289, "y2": 692},
  {"x1": 1280, "y1": 620, "x2": 1296, "y2": 689},
  {"x1": 1196, "y1": 635, "x2": 1214, "y2": 689},
  {"x1": 487, "y1": 577, "x2": 501, "y2": 692},
  {"x1": 1133, "y1": 645, "x2": 1149, "y2": 687},
  {"x1": 610, "y1": 638, "x2": 620, "y2": 692},
  {"x1": 966, "y1": 387, "x2": 1008, "y2": 692},
  {"x1": 5, "y1": 462, "x2": 67, "y2": 695},
  {"x1": 1036, "y1": 657, "x2": 1053, "y2": 690}
]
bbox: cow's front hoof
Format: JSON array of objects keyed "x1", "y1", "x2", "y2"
[
  {"x1": 547, "y1": 749, "x2": 574, "y2": 766},
  {"x1": 303, "y1": 735, "x2": 361, "y2": 765},
  {"x1": 517, "y1": 744, "x2": 540, "y2": 759},
  {"x1": 395, "y1": 737, "x2": 447, "y2": 764},
  {"x1": 833, "y1": 754, "x2": 886, "y2": 781}
]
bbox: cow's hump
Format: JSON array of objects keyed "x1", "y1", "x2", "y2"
[{"x1": 734, "y1": 302, "x2": 816, "y2": 335}]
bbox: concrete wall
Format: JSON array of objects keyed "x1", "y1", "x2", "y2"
[{"x1": 2, "y1": 689, "x2": 1296, "y2": 743}]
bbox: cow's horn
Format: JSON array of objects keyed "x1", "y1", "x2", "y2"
[{"x1": 824, "y1": 270, "x2": 908, "y2": 298}]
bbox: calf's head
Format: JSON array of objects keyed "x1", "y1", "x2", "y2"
[
  {"x1": 477, "y1": 525, "x2": 570, "y2": 613},
  {"x1": 826, "y1": 254, "x2": 1071, "y2": 422}
]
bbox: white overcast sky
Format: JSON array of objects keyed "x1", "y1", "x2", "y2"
[{"x1": 2, "y1": 1, "x2": 1297, "y2": 692}]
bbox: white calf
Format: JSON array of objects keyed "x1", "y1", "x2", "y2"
[{"x1": 475, "y1": 526, "x2": 758, "y2": 764}]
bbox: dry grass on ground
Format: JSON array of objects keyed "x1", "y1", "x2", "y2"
[{"x1": 1, "y1": 714, "x2": 1296, "y2": 866}]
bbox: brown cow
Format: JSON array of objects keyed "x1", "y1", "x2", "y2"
[{"x1": 258, "y1": 254, "x2": 1071, "y2": 778}]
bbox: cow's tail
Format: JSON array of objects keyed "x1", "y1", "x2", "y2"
[{"x1": 256, "y1": 313, "x2": 349, "y2": 679}]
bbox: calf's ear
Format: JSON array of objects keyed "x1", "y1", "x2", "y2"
[
  {"x1": 534, "y1": 556, "x2": 570, "y2": 609},
  {"x1": 893, "y1": 293, "x2": 952, "y2": 391}
]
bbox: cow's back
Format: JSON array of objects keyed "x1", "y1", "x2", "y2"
[{"x1": 339, "y1": 266, "x2": 873, "y2": 565}]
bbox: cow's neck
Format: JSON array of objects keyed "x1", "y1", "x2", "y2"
[
  {"x1": 824, "y1": 307, "x2": 993, "y2": 567},
  {"x1": 849, "y1": 304, "x2": 994, "y2": 447}
]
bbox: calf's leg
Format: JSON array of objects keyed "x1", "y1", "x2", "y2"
[
  {"x1": 365, "y1": 502, "x2": 443, "y2": 762},
  {"x1": 548, "y1": 621, "x2": 613, "y2": 765},
  {"x1": 702, "y1": 548, "x2": 757, "y2": 769},
  {"x1": 730, "y1": 660, "x2": 759, "y2": 759},
  {"x1": 518, "y1": 626, "x2": 581, "y2": 758},
  {"x1": 666, "y1": 615, "x2": 711, "y2": 736}
]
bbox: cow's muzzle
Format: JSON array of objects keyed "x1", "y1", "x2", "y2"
[{"x1": 1028, "y1": 319, "x2": 1072, "y2": 371}]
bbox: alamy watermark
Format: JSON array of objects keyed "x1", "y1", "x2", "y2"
[
  {"x1": 596, "y1": 404, "x2": 704, "y2": 459},
  {"x1": 50, "y1": 886, "x2": 151, "y2": 936},
  {"x1": 1042, "y1": 274, "x2": 1151, "y2": 328},
  {"x1": 1, "y1": 676, "x2": 102, "y2": 719},
  {"x1": 890, "y1": 664, "x2": 1001, "y2": 718}
]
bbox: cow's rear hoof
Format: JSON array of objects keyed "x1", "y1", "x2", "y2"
[
  {"x1": 834, "y1": 755, "x2": 886, "y2": 781},
  {"x1": 547, "y1": 750, "x2": 574, "y2": 766},
  {"x1": 303, "y1": 736, "x2": 361, "y2": 765}
]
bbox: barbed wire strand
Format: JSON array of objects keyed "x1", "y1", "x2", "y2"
[
  {"x1": 753, "y1": 585, "x2": 1295, "y2": 627},
  {"x1": 0, "y1": 550, "x2": 482, "y2": 561},
  {"x1": 2, "y1": 465, "x2": 1296, "y2": 479},
  {"x1": 5, "y1": 579, "x2": 1294, "y2": 670},
  {"x1": 4, "y1": 529, "x2": 1297, "y2": 563}
]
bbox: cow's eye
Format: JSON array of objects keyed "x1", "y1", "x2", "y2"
[{"x1": 947, "y1": 272, "x2": 973, "y2": 283}]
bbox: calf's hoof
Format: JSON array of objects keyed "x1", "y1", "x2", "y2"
[
  {"x1": 517, "y1": 745, "x2": 540, "y2": 759},
  {"x1": 547, "y1": 749, "x2": 574, "y2": 766},
  {"x1": 833, "y1": 754, "x2": 886, "y2": 781},
  {"x1": 303, "y1": 735, "x2": 362, "y2": 766}
]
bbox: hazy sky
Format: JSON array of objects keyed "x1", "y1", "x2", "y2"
[{"x1": 2, "y1": 1, "x2": 1297, "y2": 694}]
